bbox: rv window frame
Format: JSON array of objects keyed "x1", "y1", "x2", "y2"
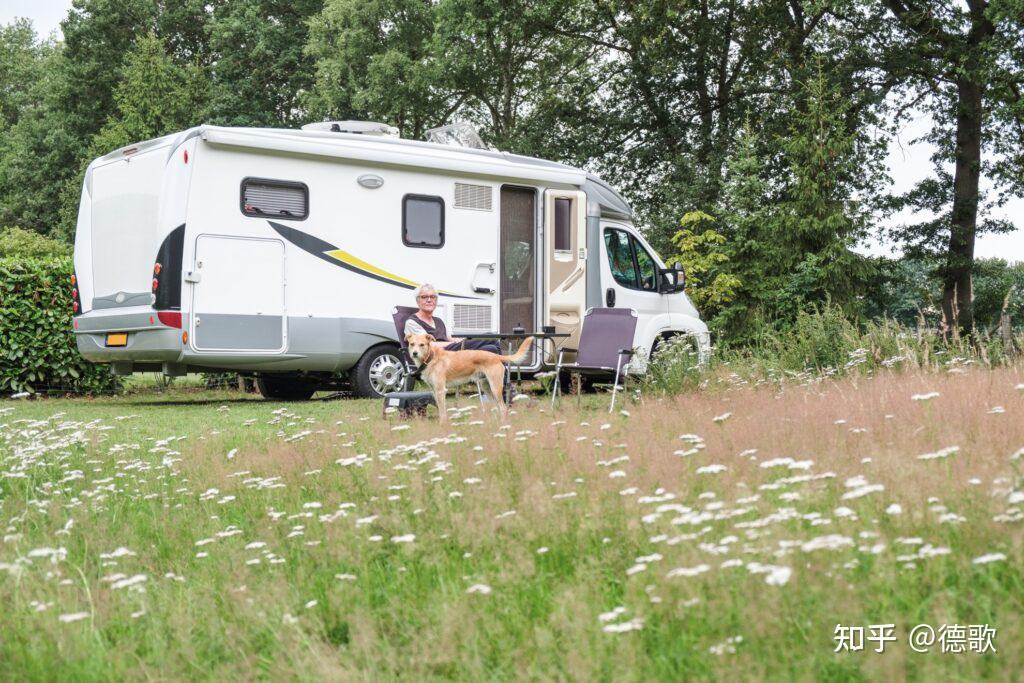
[
  {"x1": 604, "y1": 227, "x2": 639, "y2": 289},
  {"x1": 240, "y1": 177, "x2": 309, "y2": 221},
  {"x1": 402, "y1": 194, "x2": 446, "y2": 249},
  {"x1": 553, "y1": 197, "x2": 573, "y2": 252},
  {"x1": 604, "y1": 227, "x2": 661, "y2": 293}
]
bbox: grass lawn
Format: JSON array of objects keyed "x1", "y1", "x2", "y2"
[{"x1": 1, "y1": 367, "x2": 1023, "y2": 680}]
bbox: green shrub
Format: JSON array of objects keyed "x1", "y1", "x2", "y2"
[
  {"x1": 0, "y1": 256, "x2": 119, "y2": 395},
  {"x1": 643, "y1": 305, "x2": 1022, "y2": 394},
  {"x1": 0, "y1": 227, "x2": 69, "y2": 258},
  {"x1": 643, "y1": 334, "x2": 706, "y2": 394}
]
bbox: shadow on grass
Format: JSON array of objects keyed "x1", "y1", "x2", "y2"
[{"x1": 101, "y1": 391, "x2": 352, "y2": 407}]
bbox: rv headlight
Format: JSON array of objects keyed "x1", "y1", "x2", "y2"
[{"x1": 358, "y1": 174, "x2": 384, "y2": 189}]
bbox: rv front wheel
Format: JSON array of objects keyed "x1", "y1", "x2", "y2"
[
  {"x1": 352, "y1": 345, "x2": 407, "y2": 398},
  {"x1": 256, "y1": 374, "x2": 317, "y2": 401}
]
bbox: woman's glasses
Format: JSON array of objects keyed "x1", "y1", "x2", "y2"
[{"x1": 418, "y1": 295, "x2": 437, "y2": 301}]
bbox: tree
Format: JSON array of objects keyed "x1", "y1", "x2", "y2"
[
  {"x1": 711, "y1": 69, "x2": 878, "y2": 338},
  {"x1": 87, "y1": 33, "x2": 207, "y2": 154},
  {"x1": 774, "y1": 67, "x2": 879, "y2": 312},
  {"x1": 882, "y1": 0, "x2": 1024, "y2": 333},
  {"x1": 306, "y1": 0, "x2": 594, "y2": 147},
  {"x1": 665, "y1": 211, "x2": 741, "y2": 316},
  {"x1": 0, "y1": 24, "x2": 78, "y2": 235},
  {"x1": 206, "y1": 0, "x2": 321, "y2": 127},
  {"x1": 0, "y1": 19, "x2": 51, "y2": 132},
  {"x1": 305, "y1": 0, "x2": 450, "y2": 138}
]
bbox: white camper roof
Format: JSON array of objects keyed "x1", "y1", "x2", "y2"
[{"x1": 90, "y1": 125, "x2": 633, "y2": 219}]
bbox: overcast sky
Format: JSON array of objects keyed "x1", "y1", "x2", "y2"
[{"x1": 3, "y1": 0, "x2": 1021, "y2": 263}]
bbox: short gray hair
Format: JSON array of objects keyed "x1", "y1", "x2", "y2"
[{"x1": 415, "y1": 283, "x2": 437, "y2": 299}]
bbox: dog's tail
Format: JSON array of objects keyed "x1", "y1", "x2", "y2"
[{"x1": 499, "y1": 336, "x2": 534, "y2": 364}]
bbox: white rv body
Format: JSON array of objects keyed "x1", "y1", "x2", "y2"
[{"x1": 72, "y1": 124, "x2": 710, "y2": 397}]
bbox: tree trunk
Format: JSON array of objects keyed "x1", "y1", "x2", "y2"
[{"x1": 941, "y1": 76, "x2": 983, "y2": 335}]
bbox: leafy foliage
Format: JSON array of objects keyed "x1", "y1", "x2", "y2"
[
  {"x1": 0, "y1": 227, "x2": 69, "y2": 259},
  {"x1": 0, "y1": 257, "x2": 118, "y2": 394},
  {"x1": 665, "y1": 211, "x2": 740, "y2": 315}
]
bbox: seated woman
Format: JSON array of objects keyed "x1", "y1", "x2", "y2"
[{"x1": 405, "y1": 284, "x2": 501, "y2": 355}]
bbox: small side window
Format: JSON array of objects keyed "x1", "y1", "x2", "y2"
[
  {"x1": 241, "y1": 178, "x2": 308, "y2": 220},
  {"x1": 632, "y1": 237, "x2": 658, "y2": 291},
  {"x1": 554, "y1": 197, "x2": 572, "y2": 251},
  {"x1": 604, "y1": 228, "x2": 638, "y2": 288},
  {"x1": 403, "y1": 194, "x2": 445, "y2": 248}
]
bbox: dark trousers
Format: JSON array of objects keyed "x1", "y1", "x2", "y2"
[{"x1": 445, "y1": 339, "x2": 501, "y2": 354}]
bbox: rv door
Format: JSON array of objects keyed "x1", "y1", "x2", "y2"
[
  {"x1": 543, "y1": 189, "x2": 587, "y2": 353},
  {"x1": 190, "y1": 235, "x2": 286, "y2": 353}
]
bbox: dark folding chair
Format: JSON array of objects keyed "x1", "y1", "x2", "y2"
[
  {"x1": 391, "y1": 306, "x2": 421, "y2": 391},
  {"x1": 383, "y1": 306, "x2": 436, "y2": 416},
  {"x1": 388, "y1": 305, "x2": 486, "y2": 412},
  {"x1": 552, "y1": 308, "x2": 638, "y2": 413}
]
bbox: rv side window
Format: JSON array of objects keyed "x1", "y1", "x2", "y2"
[
  {"x1": 241, "y1": 178, "x2": 308, "y2": 220},
  {"x1": 604, "y1": 229, "x2": 638, "y2": 288},
  {"x1": 403, "y1": 194, "x2": 445, "y2": 248},
  {"x1": 554, "y1": 198, "x2": 572, "y2": 251},
  {"x1": 633, "y1": 238, "x2": 658, "y2": 291}
]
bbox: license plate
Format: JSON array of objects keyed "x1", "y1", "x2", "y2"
[{"x1": 105, "y1": 333, "x2": 128, "y2": 347}]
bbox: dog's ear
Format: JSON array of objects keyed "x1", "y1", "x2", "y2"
[
  {"x1": 426, "y1": 334, "x2": 436, "y2": 343},
  {"x1": 404, "y1": 333, "x2": 414, "y2": 344}
]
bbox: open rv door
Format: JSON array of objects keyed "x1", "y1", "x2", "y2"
[{"x1": 543, "y1": 189, "x2": 588, "y2": 354}]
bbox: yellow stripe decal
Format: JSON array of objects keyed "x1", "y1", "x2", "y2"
[
  {"x1": 322, "y1": 249, "x2": 460, "y2": 296},
  {"x1": 323, "y1": 249, "x2": 419, "y2": 287}
]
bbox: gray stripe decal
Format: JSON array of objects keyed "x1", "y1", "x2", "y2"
[{"x1": 194, "y1": 313, "x2": 282, "y2": 351}]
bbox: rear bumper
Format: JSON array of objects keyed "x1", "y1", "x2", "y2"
[{"x1": 74, "y1": 307, "x2": 184, "y2": 363}]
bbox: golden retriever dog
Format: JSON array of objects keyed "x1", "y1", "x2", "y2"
[{"x1": 405, "y1": 333, "x2": 533, "y2": 422}]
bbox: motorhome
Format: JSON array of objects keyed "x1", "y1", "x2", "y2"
[{"x1": 72, "y1": 121, "x2": 710, "y2": 399}]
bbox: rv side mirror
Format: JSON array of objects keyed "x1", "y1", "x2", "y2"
[{"x1": 659, "y1": 266, "x2": 685, "y2": 294}]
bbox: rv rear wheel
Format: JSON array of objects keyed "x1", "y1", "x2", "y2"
[
  {"x1": 352, "y1": 345, "x2": 407, "y2": 398},
  {"x1": 256, "y1": 374, "x2": 317, "y2": 401}
]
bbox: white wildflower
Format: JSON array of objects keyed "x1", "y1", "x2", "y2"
[
  {"x1": 918, "y1": 446, "x2": 959, "y2": 460},
  {"x1": 666, "y1": 564, "x2": 711, "y2": 578},
  {"x1": 603, "y1": 618, "x2": 643, "y2": 633},
  {"x1": 765, "y1": 566, "x2": 792, "y2": 586},
  {"x1": 58, "y1": 612, "x2": 90, "y2": 624},
  {"x1": 972, "y1": 553, "x2": 1007, "y2": 565}
]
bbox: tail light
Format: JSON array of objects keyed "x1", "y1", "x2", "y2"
[
  {"x1": 70, "y1": 273, "x2": 82, "y2": 315},
  {"x1": 157, "y1": 311, "x2": 182, "y2": 328},
  {"x1": 153, "y1": 225, "x2": 184, "y2": 312}
]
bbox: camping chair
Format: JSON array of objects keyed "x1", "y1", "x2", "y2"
[
  {"x1": 551, "y1": 308, "x2": 638, "y2": 413},
  {"x1": 391, "y1": 306, "x2": 422, "y2": 391},
  {"x1": 388, "y1": 305, "x2": 488, "y2": 412}
]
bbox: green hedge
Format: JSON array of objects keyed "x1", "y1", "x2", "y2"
[{"x1": 0, "y1": 256, "x2": 119, "y2": 395}]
